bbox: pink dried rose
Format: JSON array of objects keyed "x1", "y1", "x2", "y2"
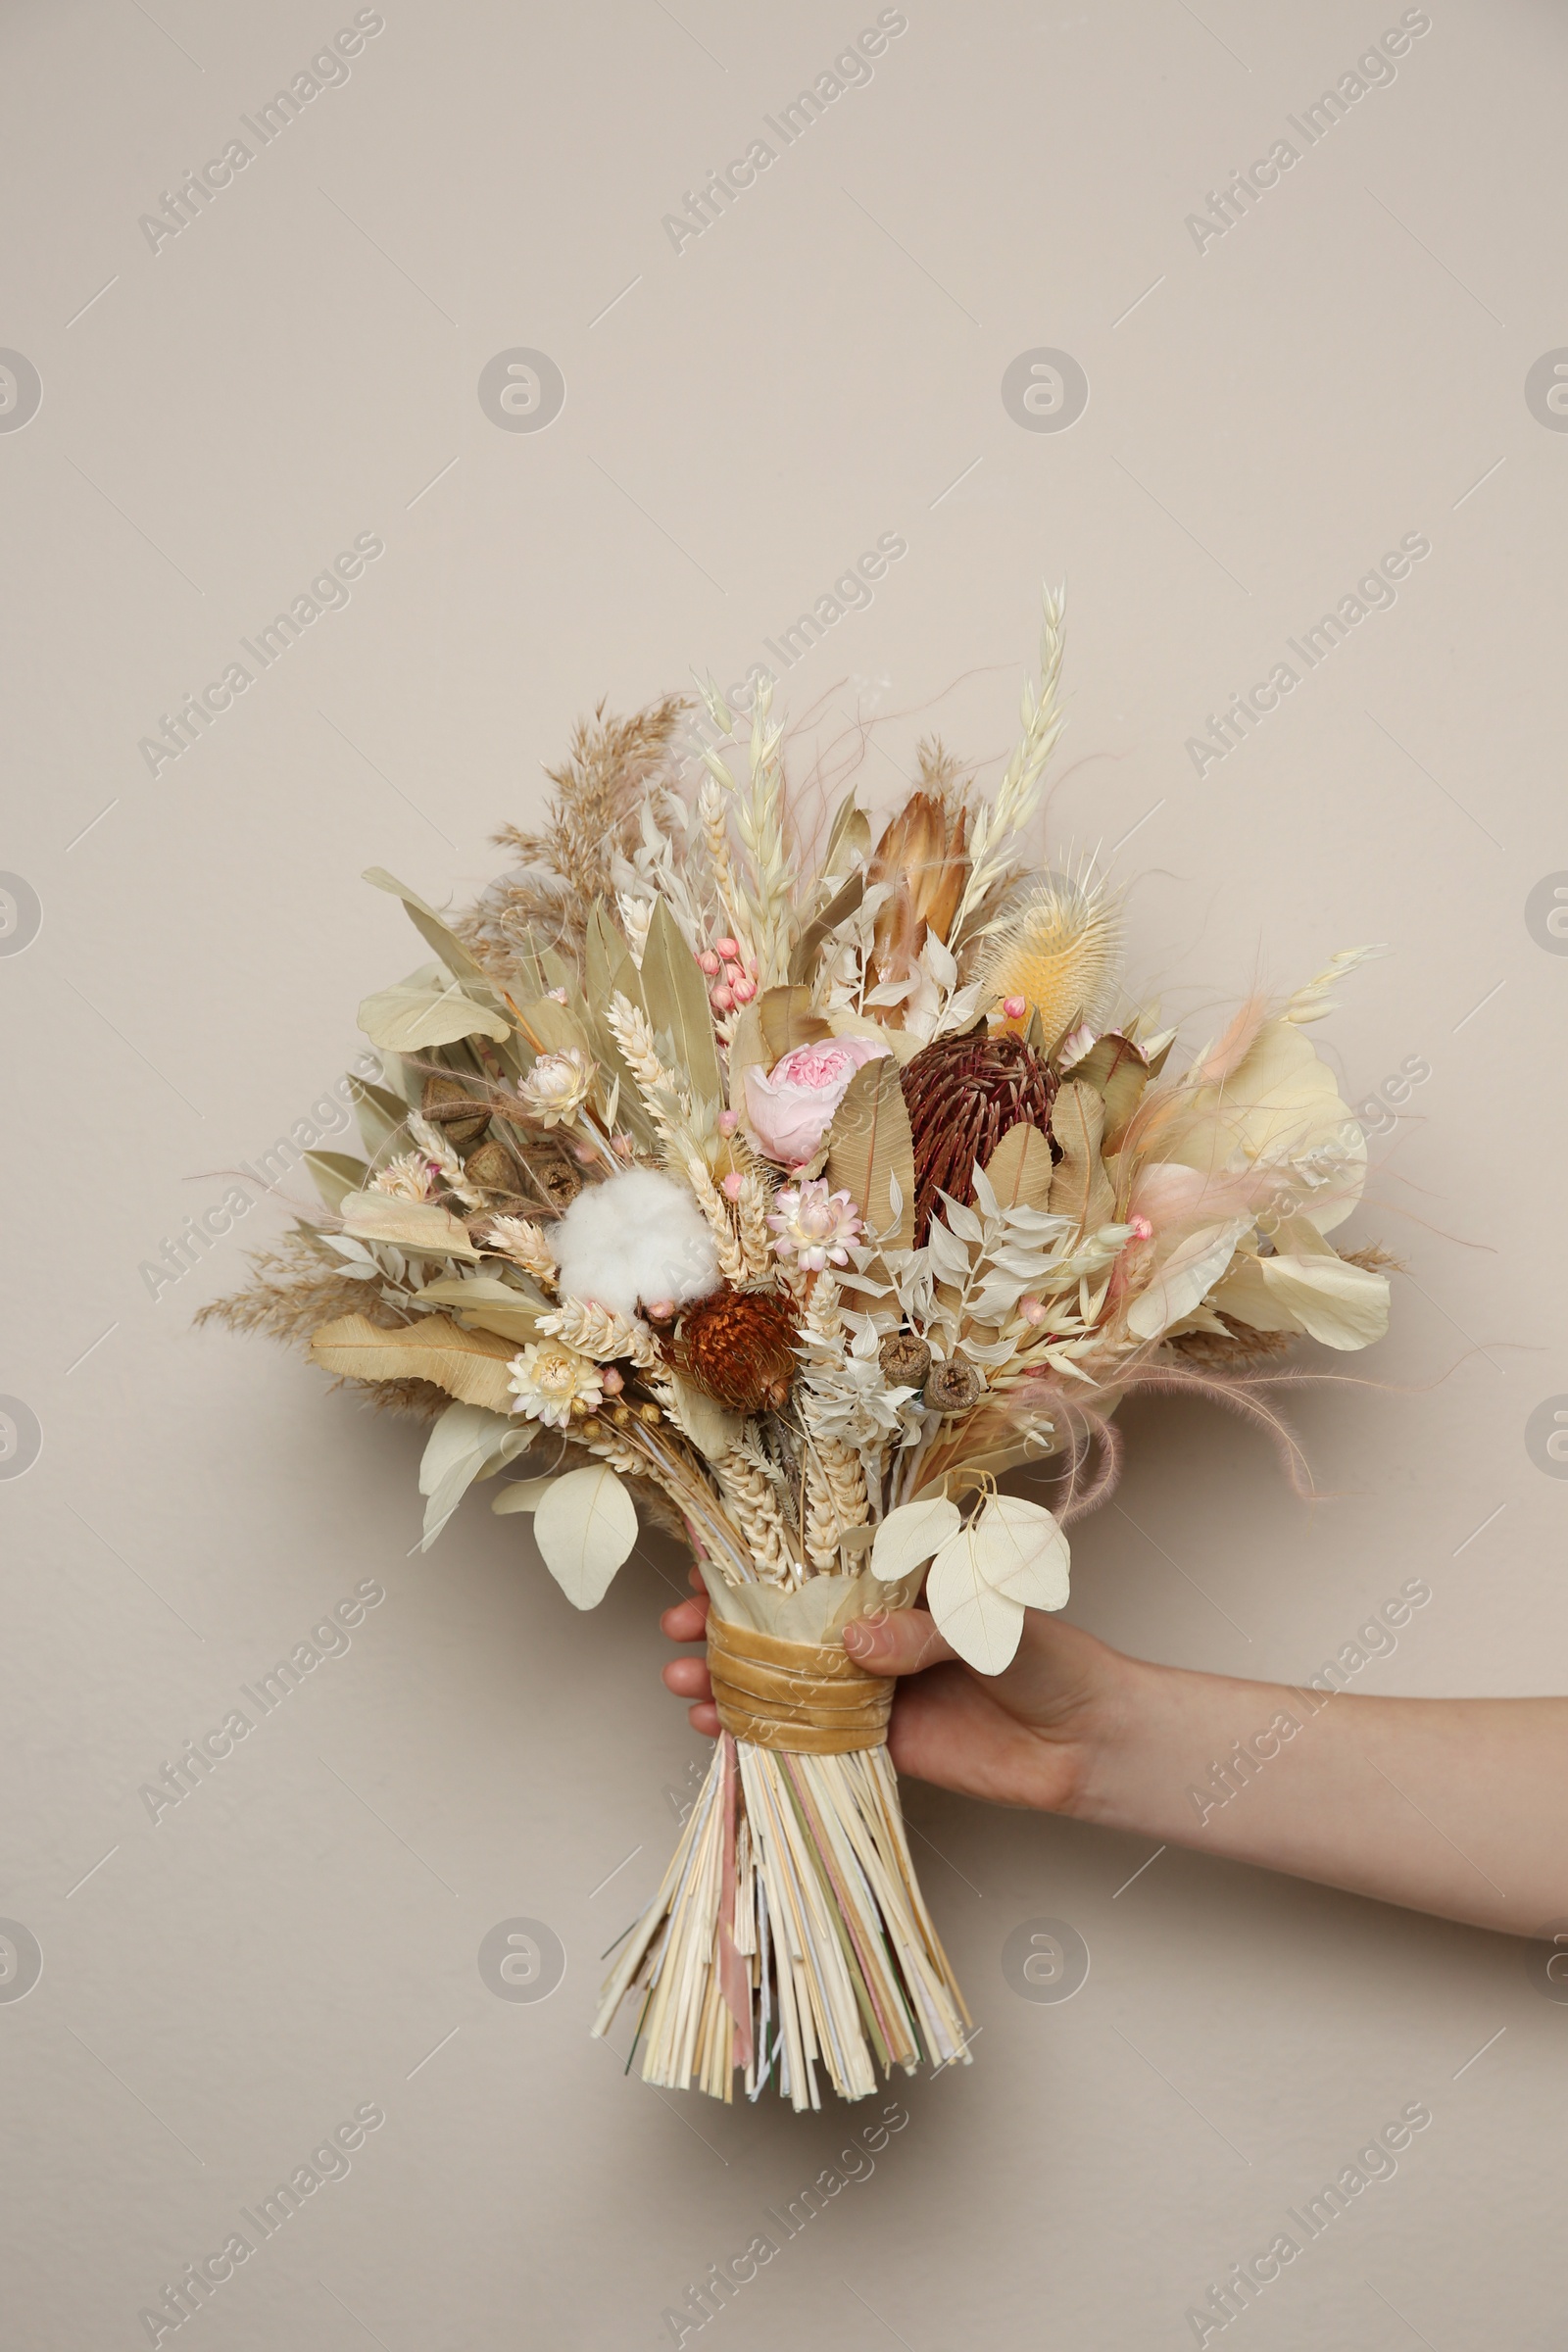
[{"x1": 743, "y1": 1034, "x2": 890, "y2": 1165}]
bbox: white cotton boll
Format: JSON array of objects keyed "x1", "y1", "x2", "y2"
[{"x1": 552, "y1": 1168, "x2": 721, "y2": 1320}]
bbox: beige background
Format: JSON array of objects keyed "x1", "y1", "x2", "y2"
[{"x1": 4, "y1": 0, "x2": 1566, "y2": 2344}]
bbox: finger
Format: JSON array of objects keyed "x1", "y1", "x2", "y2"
[
  {"x1": 844, "y1": 1606, "x2": 956, "y2": 1677},
  {"x1": 688, "y1": 1701, "x2": 720, "y2": 1738},
  {"x1": 661, "y1": 1596, "x2": 710, "y2": 1643},
  {"x1": 662, "y1": 1656, "x2": 713, "y2": 1702}
]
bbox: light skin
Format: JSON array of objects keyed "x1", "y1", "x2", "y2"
[{"x1": 661, "y1": 1575, "x2": 1568, "y2": 1936}]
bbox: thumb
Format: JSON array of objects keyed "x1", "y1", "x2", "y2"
[{"x1": 845, "y1": 1607, "x2": 956, "y2": 1676}]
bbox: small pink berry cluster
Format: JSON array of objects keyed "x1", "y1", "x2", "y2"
[{"x1": 696, "y1": 936, "x2": 758, "y2": 1014}]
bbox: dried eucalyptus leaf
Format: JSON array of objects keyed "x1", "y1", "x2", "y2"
[{"x1": 341, "y1": 1192, "x2": 479, "y2": 1259}]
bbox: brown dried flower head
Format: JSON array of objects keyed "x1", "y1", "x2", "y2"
[{"x1": 671, "y1": 1287, "x2": 798, "y2": 1416}]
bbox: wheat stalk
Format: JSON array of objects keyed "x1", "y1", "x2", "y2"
[
  {"x1": 698, "y1": 772, "x2": 753, "y2": 960},
  {"x1": 537, "y1": 1296, "x2": 660, "y2": 1368},
  {"x1": 735, "y1": 1171, "x2": 774, "y2": 1282},
  {"x1": 685, "y1": 1155, "x2": 747, "y2": 1285},
  {"x1": 479, "y1": 1215, "x2": 559, "y2": 1282},
  {"x1": 713, "y1": 1447, "x2": 794, "y2": 1583},
  {"x1": 951, "y1": 583, "x2": 1067, "y2": 945}
]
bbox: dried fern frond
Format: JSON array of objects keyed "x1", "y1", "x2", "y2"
[
  {"x1": 461, "y1": 695, "x2": 687, "y2": 971},
  {"x1": 196, "y1": 1231, "x2": 413, "y2": 1350}
]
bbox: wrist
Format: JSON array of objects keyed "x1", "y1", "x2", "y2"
[{"x1": 1055, "y1": 1647, "x2": 1169, "y2": 1832}]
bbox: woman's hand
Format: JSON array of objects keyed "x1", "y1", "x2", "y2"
[
  {"x1": 658, "y1": 1569, "x2": 1139, "y2": 1820},
  {"x1": 660, "y1": 1570, "x2": 1568, "y2": 1935}
]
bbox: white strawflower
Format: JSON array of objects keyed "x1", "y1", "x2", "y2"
[
  {"x1": 371, "y1": 1152, "x2": 439, "y2": 1202},
  {"x1": 516, "y1": 1048, "x2": 595, "y2": 1127},
  {"x1": 552, "y1": 1167, "x2": 721, "y2": 1321},
  {"x1": 507, "y1": 1342, "x2": 604, "y2": 1429}
]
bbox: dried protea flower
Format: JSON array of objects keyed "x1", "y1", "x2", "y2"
[
  {"x1": 879, "y1": 1332, "x2": 932, "y2": 1390},
  {"x1": 865, "y1": 789, "x2": 969, "y2": 1023},
  {"x1": 923, "y1": 1359, "x2": 983, "y2": 1415},
  {"x1": 671, "y1": 1286, "x2": 798, "y2": 1415},
  {"x1": 900, "y1": 1026, "x2": 1057, "y2": 1243},
  {"x1": 420, "y1": 1072, "x2": 489, "y2": 1150},
  {"x1": 974, "y1": 869, "x2": 1121, "y2": 1047}
]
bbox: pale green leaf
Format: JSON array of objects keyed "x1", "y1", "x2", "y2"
[
  {"x1": 359, "y1": 974, "x2": 512, "y2": 1052},
  {"x1": 363, "y1": 867, "x2": 502, "y2": 997},
  {"x1": 341, "y1": 1192, "x2": 479, "y2": 1259},
  {"x1": 414, "y1": 1275, "x2": 544, "y2": 1343},
  {"x1": 305, "y1": 1151, "x2": 368, "y2": 1211},
  {"x1": 639, "y1": 897, "x2": 722, "y2": 1108}
]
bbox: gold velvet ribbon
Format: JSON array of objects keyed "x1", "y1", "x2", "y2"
[{"x1": 706, "y1": 1614, "x2": 894, "y2": 1754}]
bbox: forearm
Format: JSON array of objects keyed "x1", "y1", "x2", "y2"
[{"x1": 1078, "y1": 1659, "x2": 1568, "y2": 1935}]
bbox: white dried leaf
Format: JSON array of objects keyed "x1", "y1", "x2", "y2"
[
  {"x1": 871, "y1": 1496, "x2": 962, "y2": 1583},
  {"x1": 491, "y1": 1477, "x2": 559, "y2": 1515},
  {"x1": 926, "y1": 1528, "x2": 1026, "y2": 1673},
  {"x1": 939, "y1": 1192, "x2": 984, "y2": 1246},
  {"x1": 978, "y1": 1493, "x2": 1071, "y2": 1611},
  {"x1": 532, "y1": 1464, "x2": 639, "y2": 1608},
  {"x1": 1126, "y1": 1219, "x2": 1249, "y2": 1342}
]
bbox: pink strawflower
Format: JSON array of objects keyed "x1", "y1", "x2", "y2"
[{"x1": 766, "y1": 1178, "x2": 864, "y2": 1272}]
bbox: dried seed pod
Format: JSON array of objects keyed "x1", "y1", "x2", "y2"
[
  {"x1": 421, "y1": 1073, "x2": 490, "y2": 1150},
  {"x1": 879, "y1": 1332, "x2": 933, "y2": 1390},
  {"x1": 485, "y1": 1127, "x2": 582, "y2": 1213},
  {"x1": 463, "y1": 1137, "x2": 526, "y2": 1198},
  {"x1": 922, "y1": 1359, "x2": 983, "y2": 1416}
]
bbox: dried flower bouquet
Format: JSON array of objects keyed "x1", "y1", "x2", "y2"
[{"x1": 206, "y1": 593, "x2": 1391, "y2": 2110}]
